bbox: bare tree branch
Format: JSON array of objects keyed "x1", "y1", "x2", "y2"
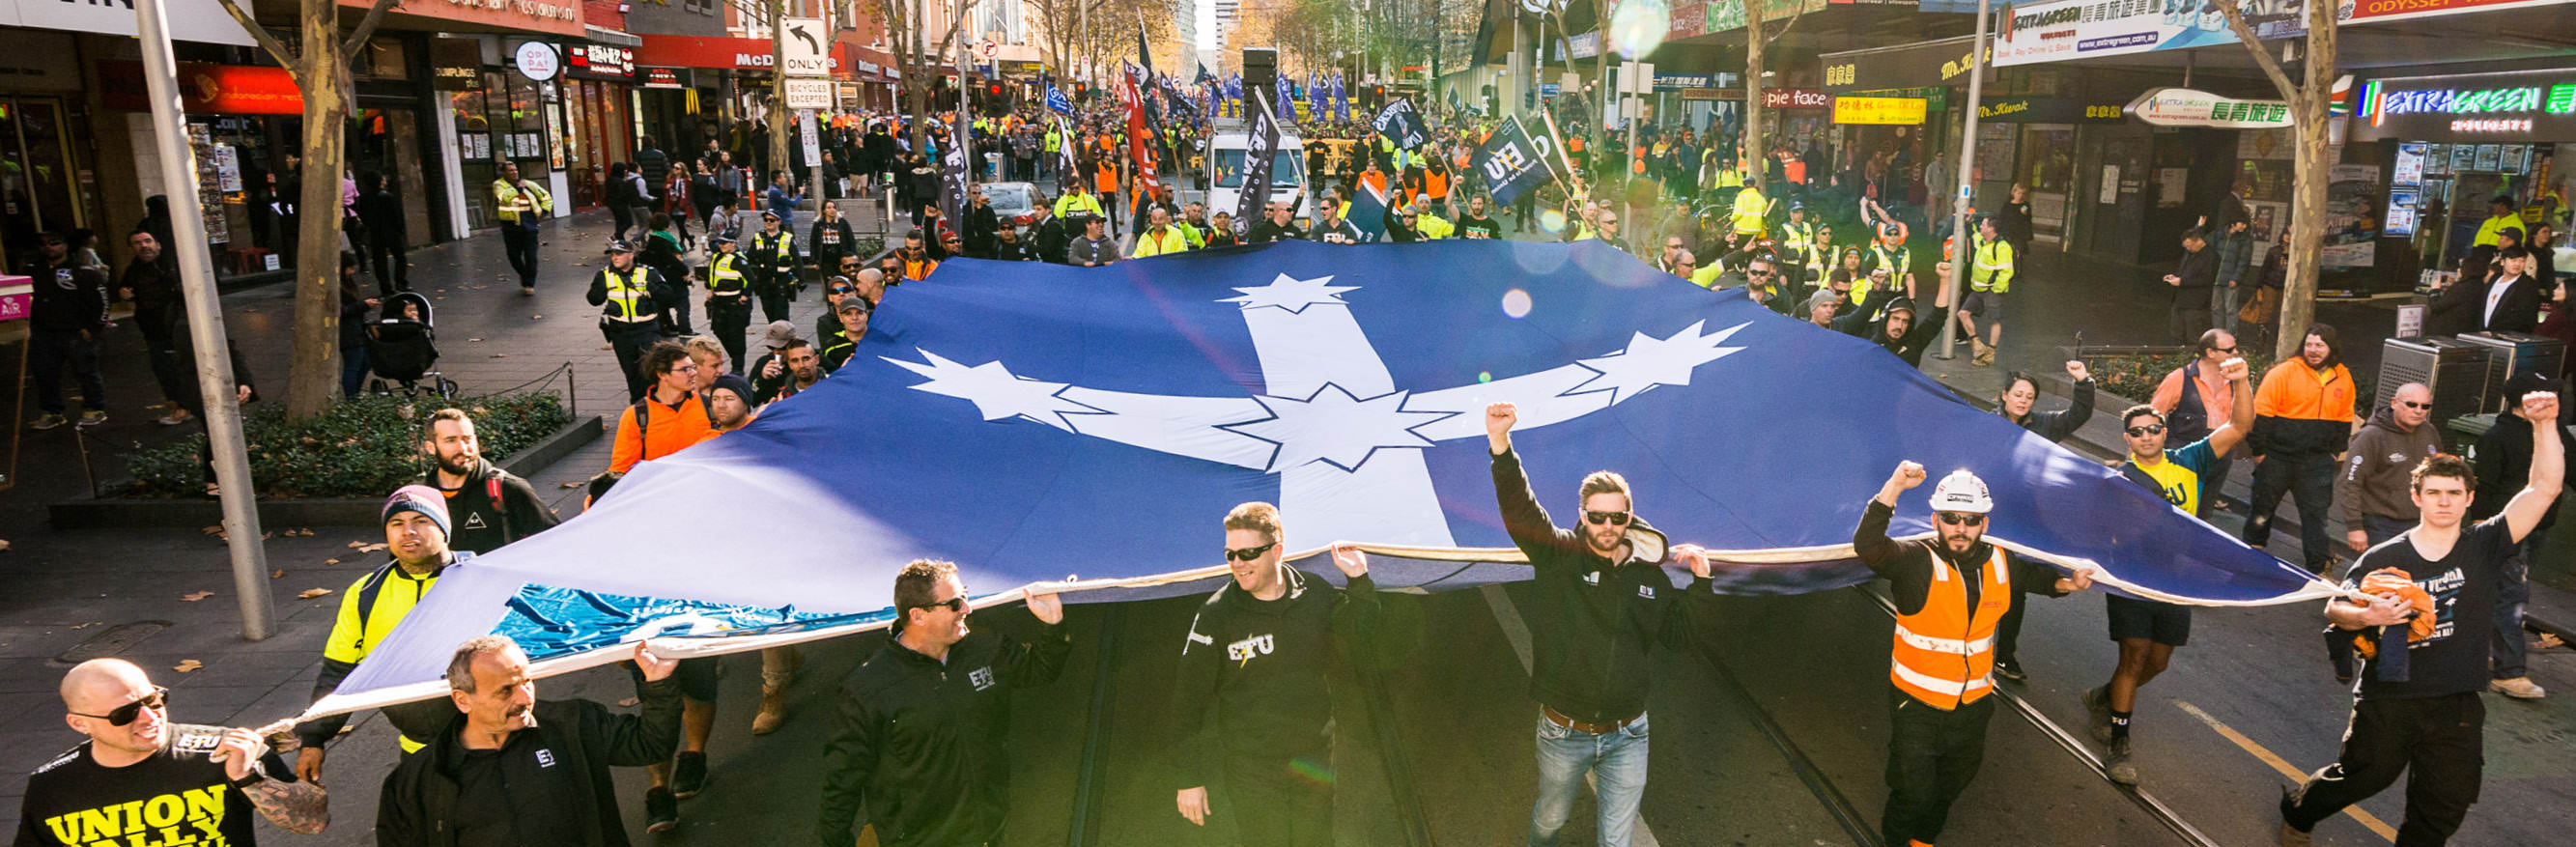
[
  {"x1": 340, "y1": 0, "x2": 403, "y2": 63},
  {"x1": 2213, "y1": 0, "x2": 2300, "y2": 103},
  {"x1": 1766, "y1": 0, "x2": 1808, "y2": 48},
  {"x1": 213, "y1": 0, "x2": 298, "y2": 76}
]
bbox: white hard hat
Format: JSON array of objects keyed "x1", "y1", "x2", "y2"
[{"x1": 1929, "y1": 469, "x2": 1994, "y2": 515}]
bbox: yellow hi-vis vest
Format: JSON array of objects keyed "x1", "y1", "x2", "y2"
[
  {"x1": 598, "y1": 267, "x2": 654, "y2": 321},
  {"x1": 707, "y1": 253, "x2": 748, "y2": 296},
  {"x1": 1970, "y1": 237, "x2": 2016, "y2": 294},
  {"x1": 1890, "y1": 544, "x2": 2012, "y2": 710},
  {"x1": 1731, "y1": 186, "x2": 1768, "y2": 237}
]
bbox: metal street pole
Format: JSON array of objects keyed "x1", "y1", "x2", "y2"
[
  {"x1": 810, "y1": 1, "x2": 826, "y2": 210},
  {"x1": 137, "y1": 0, "x2": 275, "y2": 641},
  {"x1": 956, "y1": 0, "x2": 973, "y2": 184},
  {"x1": 1934, "y1": 0, "x2": 1993, "y2": 360}
]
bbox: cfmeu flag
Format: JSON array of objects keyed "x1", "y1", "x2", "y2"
[{"x1": 297, "y1": 241, "x2": 2337, "y2": 721}]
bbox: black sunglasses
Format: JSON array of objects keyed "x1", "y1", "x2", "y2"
[
  {"x1": 2125, "y1": 424, "x2": 2166, "y2": 437},
  {"x1": 71, "y1": 687, "x2": 168, "y2": 726},
  {"x1": 915, "y1": 596, "x2": 967, "y2": 614},
  {"x1": 1583, "y1": 510, "x2": 1632, "y2": 526},
  {"x1": 1225, "y1": 542, "x2": 1279, "y2": 562},
  {"x1": 2399, "y1": 401, "x2": 2432, "y2": 410},
  {"x1": 1937, "y1": 513, "x2": 1986, "y2": 527},
  {"x1": 1748, "y1": 268, "x2": 1776, "y2": 276}
]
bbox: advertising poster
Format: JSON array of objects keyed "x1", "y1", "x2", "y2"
[
  {"x1": 2323, "y1": 164, "x2": 2382, "y2": 269},
  {"x1": 2386, "y1": 188, "x2": 2421, "y2": 237}
]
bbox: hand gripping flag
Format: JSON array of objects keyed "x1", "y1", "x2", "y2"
[{"x1": 293, "y1": 241, "x2": 2338, "y2": 723}]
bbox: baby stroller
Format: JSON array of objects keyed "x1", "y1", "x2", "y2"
[{"x1": 364, "y1": 292, "x2": 459, "y2": 398}]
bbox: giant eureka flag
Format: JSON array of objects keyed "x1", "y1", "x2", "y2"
[{"x1": 294, "y1": 241, "x2": 2340, "y2": 721}]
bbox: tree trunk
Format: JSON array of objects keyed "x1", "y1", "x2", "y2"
[
  {"x1": 1742, "y1": 2, "x2": 1767, "y2": 195},
  {"x1": 2273, "y1": 5, "x2": 2336, "y2": 364},
  {"x1": 287, "y1": 0, "x2": 349, "y2": 422}
]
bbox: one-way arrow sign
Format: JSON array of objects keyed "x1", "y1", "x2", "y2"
[{"x1": 778, "y1": 16, "x2": 830, "y2": 77}]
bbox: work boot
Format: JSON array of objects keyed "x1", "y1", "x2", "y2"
[
  {"x1": 157, "y1": 408, "x2": 194, "y2": 426},
  {"x1": 2490, "y1": 677, "x2": 2547, "y2": 699},
  {"x1": 671, "y1": 751, "x2": 709, "y2": 799},
  {"x1": 2105, "y1": 736, "x2": 2138, "y2": 785},
  {"x1": 27, "y1": 413, "x2": 66, "y2": 431},
  {"x1": 75, "y1": 410, "x2": 108, "y2": 427},
  {"x1": 643, "y1": 786, "x2": 678, "y2": 833},
  {"x1": 2081, "y1": 686, "x2": 2113, "y2": 744},
  {"x1": 2278, "y1": 822, "x2": 2313, "y2": 847},
  {"x1": 1970, "y1": 339, "x2": 1996, "y2": 367},
  {"x1": 750, "y1": 684, "x2": 788, "y2": 735},
  {"x1": 1992, "y1": 660, "x2": 2027, "y2": 684}
]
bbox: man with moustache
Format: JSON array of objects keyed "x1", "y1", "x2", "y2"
[{"x1": 418, "y1": 408, "x2": 558, "y2": 555}]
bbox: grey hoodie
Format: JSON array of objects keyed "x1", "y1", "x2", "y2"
[{"x1": 2338, "y1": 405, "x2": 2447, "y2": 524}]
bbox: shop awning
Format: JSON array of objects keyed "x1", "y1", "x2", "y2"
[
  {"x1": 587, "y1": 25, "x2": 641, "y2": 48},
  {"x1": 1820, "y1": 35, "x2": 1993, "y2": 95}
]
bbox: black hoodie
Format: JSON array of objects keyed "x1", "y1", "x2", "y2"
[
  {"x1": 1167, "y1": 565, "x2": 1381, "y2": 789},
  {"x1": 819, "y1": 614, "x2": 1071, "y2": 847},
  {"x1": 422, "y1": 458, "x2": 559, "y2": 555},
  {"x1": 1492, "y1": 448, "x2": 1722, "y2": 723}
]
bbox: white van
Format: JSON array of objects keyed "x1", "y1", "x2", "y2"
[{"x1": 1205, "y1": 129, "x2": 1310, "y2": 225}]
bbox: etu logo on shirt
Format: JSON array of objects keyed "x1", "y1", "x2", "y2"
[
  {"x1": 1227, "y1": 634, "x2": 1276, "y2": 665},
  {"x1": 1637, "y1": 585, "x2": 1656, "y2": 600},
  {"x1": 535, "y1": 749, "x2": 557, "y2": 768},
  {"x1": 968, "y1": 665, "x2": 996, "y2": 692}
]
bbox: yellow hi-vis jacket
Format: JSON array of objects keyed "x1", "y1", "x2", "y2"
[{"x1": 1969, "y1": 236, "x2": 2016, "y2": 293}]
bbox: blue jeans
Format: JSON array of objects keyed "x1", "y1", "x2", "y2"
[
  {"x1": 1528, "y1": 712, "x2": 1650, "y2": 847},
  {"x1": 340, "y1": 347, "x2": 370, "y2": 397},
  {"x1": 2495, "y1": 530, "x2": 2543, "y2": 679}
]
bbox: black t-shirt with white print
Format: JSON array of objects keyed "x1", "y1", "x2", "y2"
[
  {"x1": 14, "y1": 723, "x2": 296, "y2": 846},
  {"x1": 2345, "y1": 516, "x2": 2512, "y2": 700}
]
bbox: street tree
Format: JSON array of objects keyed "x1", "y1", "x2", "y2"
[
  {"x1": 2214, "y1": 0, "x2": 2335, "y2": 363},
  {"x1": 212, "y1": 0, "x2": 399, "y2": 422},
  {"x1": 1738, "y1": 0, "x2": 1810, "y2": 195},
  {"x1": 863, "y1": 0, "x2": 984, "y2": 151}
]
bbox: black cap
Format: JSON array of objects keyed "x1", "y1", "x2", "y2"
[
  {"x1": 711, "y1": 234, "x2": 736, "y2": 246},
  {"x1": 761, "y1": 211, "x2": 781, "y2": 220},
  {"x1": 708, "y1": 374, "x2": 755, "y2": 405},
  {"x1": 605, "y1": 240, "x2": 636, "y2": 254}
]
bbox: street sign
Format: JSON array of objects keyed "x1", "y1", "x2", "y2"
[
  {"x1": 514, "y1": 42, "x2": 558, "y2": 82},
  {"x1": 778, "y1": 16, "x2": 830, "y2": 77},
  {"x1": 800, "y1": 111, "x2": 821, "y2": 165},
  {"x1": 978, "y1": 40, "x2": 999, "y2": 62},
  {"x1": 784, "y1": 76, "x2": 833, "y2": 109}
]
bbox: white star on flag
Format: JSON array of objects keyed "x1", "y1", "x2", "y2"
[
  {"x1": 1220, "y1": 273, "x2": 1360, "y2": 314},
  {"x1": 1569, "y1": 321, "x2": 1750, "y2": 404},
  {"x1": 884, "y1": 350, "x2": 1104, "y2": 431},
  {"x1": 1223, "y1": 384, "x2": 1455, "y2": 471}
]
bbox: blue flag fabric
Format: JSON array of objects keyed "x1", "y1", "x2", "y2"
[
  {"x1": 1348, "y1": 181, "x2": 1391, "y2": 242},
  {"x1": 301, "y1": 241, "x2": 2338, "y2": 720},
  {"x1": 1046, "y1": 85, "x2": 1074, "y2": 116}
]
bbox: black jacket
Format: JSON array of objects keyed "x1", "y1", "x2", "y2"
[
  {"x1": 1246, "y1": 219, "x2": 1305, "y2": 243},
  {"x1": 1838, "y1": 297, "x2": 1948, "y2": 367},
  {"x1": 818, "y1": 618, "x2": 1072, "y2": 847},
  {"x1": 2171, "y1": 246, "x2": 2217, "y2": 294},
  {"x1": 992, "y1": 237, "x2": 1039, "y2": 262},
  {"x1": 122, "y1": 254, "x2": 182, "y2": 326},
  {"x1": 1492, "y1": 448, "x2": 1720, "y2": 723},
  {"x1": 1032, "y1": 216, "x2": 1071, "y2": 264},
  {"x1": 421, "y1": 458, "x2": 559, "y2": 554},
  {"x1": 1168, "y1": 567, "x2": 1381, "y2": 789},
  {"x1": 2007, "y1": 378, "x2": 2096, "y2": 444},
  {"x1": 375, "y1": 679, "x2": 683, "y2": 847},
  {"x1": 26, "y1": 256, "x2": 108, "y2": 334},
  {"x1": 360, "y1": 187, "x2": 408, "y2": 246},
  {"x1": 965, "y1": 204, "x2": 1001, "y2": 257},
  {"x1": 809, "y1": 216, "x2": 856, "y2": 263},
  {"x1": 2471, "y1": 409, "x2": 2576, "y2": 531}
]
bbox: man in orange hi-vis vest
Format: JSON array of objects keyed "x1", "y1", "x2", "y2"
[{"x1": 1856, "y1": 463, "x2": 2094, "y2": 847}]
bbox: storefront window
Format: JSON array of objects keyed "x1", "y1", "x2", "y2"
[
  {"x1": 456, "y1": 69, "x2": 557, "y2": 230},
  {"x1": 356, "y1": 38, "x2": 410, "y2": 80}
]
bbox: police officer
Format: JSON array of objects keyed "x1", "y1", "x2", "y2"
[
  {"x1": 746, "y1": 211, "x2": 799, "y2": 324},
  {"x1": 701, "y1": 235, "x2": 752, "y2": 373},
  {"x1": 1856, "y1": 465, "x2": 2094, "y2": 847},
  {"x1": 1774, "y1": 203, "x2": 1816, "y2": 291},
  {"x1": 586, "y1": 240, "x2": 667, "y2": 403}
]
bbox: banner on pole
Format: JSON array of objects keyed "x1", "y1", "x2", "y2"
[
  {"x1": 1474, "y1": 117, "x2": 1561, "y2": 207},
  {"x1": 1373, "y1": 98, "x2": 1431, "y2": 149}
]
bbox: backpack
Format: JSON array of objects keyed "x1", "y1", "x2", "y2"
[{"x1": 629, "y1": 392, "x2": 718, "y2": 462}]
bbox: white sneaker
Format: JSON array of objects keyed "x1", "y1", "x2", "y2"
[{"x1": 2489, "y1": 677, "x2": 2546, "y2": 699}]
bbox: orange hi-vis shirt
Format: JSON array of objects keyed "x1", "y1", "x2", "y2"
[{"x1": 609, "y1": 390, "x2": 716, "y2": 473}]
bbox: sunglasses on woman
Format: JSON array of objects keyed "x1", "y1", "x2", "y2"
[
  {"x1": 1225, "y1": 542, "x2": 1279, "y2": 562},
  {"x1": 72, "y1": 687, "x2": 168, "y2": 726}
]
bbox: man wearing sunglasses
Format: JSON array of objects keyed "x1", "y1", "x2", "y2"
[
  {"x1": 20, "y1": 660, "x2": 328, "y2": 844},
  {"x1": 820, "y1": 560, "x2": 1068, "y2": 847},
  {"x1": 2083, "y1": 356, "x2": 2253, "y2": 786},
  {"x1": 2150, "y1": 329, "x2": 2247, "y2": 519},
  {"x1": 1857, "y1": 463, "x2": 2093, "y2": 847},
  {"x1": 2338, "y1": 382, "x2": 2447, "y2": 554},
  {"x1": 1485, "y1": 402, "x2": 1722, "y2": 847},
  {"x1": 1169, "y1": 503, "x2": 1382, "y2": 844},
  {"x1": 293, "y1": 487, "x2": 474, "y2": 785}
]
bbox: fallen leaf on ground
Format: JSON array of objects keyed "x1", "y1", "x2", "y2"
[
  {"x1": 71, "y1": 621, "x2": 99, "y2": 629},
  {"x1": 270, "y1": 569, "x2": 284, "y2": 579},
  {"x1": 181, "y1": 591, "x2": 214, "y2": 602},
  {"x1": 347, "y1": 541, "x2": 368, "y2": 549},
  {"x1": 560, "y1": 481, "x2": 582, "y2": 489},
  {"x1": 324, "y1": 558, "x2": 340, "y2": 566},
  {"x1": 492, "y1": 353, "x2": 509, "y2": 358},
  {"x1": 532, "y1": 314, "x2": 544, "y2": 320},
  {"x1": 173, "y1": 660, "x2": 203, "y2": 673},
  {"x1": 599, "y1": 345, "x2": 612, "y2": 351},
  {"x1": 260, "y1": 532, "x2": 272, "y2": 540},
  {"x1": 201, "y1": 525, "x2": 223, "y2": 535},
  {"x1": 467, "y1": 337, "x2": 483, "y2": 342},
  {"x1": 297, "y1": 588, "x2": 334, "y2": 599},
  {"x1": 355, "y1": 543, "x2": 387, "y2": 552}
]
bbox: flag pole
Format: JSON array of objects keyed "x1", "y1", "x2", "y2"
[{"x1": 138, "y1": 0, "x2": 276, "y2": 640}]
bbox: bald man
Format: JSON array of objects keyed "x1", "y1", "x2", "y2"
[{"x1": 16, "y1": 660, "x2": 328, "y2": 844}]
